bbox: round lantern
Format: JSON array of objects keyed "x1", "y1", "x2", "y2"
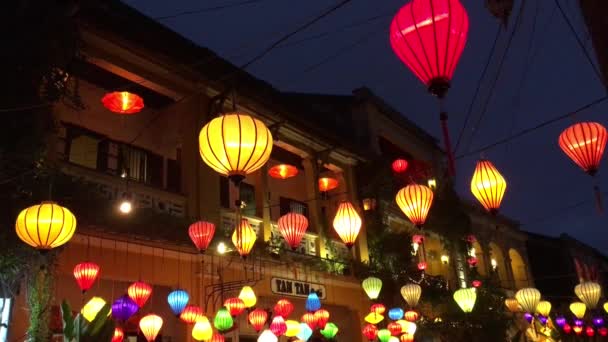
[
  {"x1": 575, "y1": 281, "x2": 601, "y2": 309},
  {"x1": 371, "y1": 303, "x2": 387, "y2": 315},
  {"x1": 320, "y1": 322, "x2": 339, "y2": 339},
  {"x1": 555, "y1": 316, "x2": 566, "y2": 327},
  {"x1": 302, "y1": 312, "x2": 318, "y2": 329},
  {"x1": 563, "y1": 324, "x2": 572, "y2": 334},
  {"x1": 400, "y1": 320, "x2": 417, "y2": 335},
  {"x1": 248, "y1": 308, "x2": 268, "y2": 332},
  {"x1": 139, "y1": 314, "x2": 163, "y2": 342},
  {"x1": 471, "y1": 280, "x2": 482, "y2": 288},
  {"x1": 269, "y1": 164, "x2": 298, "y2": 179},
  {"x1": 395, "y1": 184, "x2": 434, "y2": 227},
  {"x1": 515, "y1": 288, "x2": 541, "y2": 313},
  {"x1": 73, "y1": 262, "x2": 100, "y2": 293},
  {"x1": 570, "y1": 302, "x2": 587, "y2": 319},
  {"x1": 231, "y1": 218, "x2": 257, "y2": 257},
  {"x1": 180, "y1": 305, "x2": 203, "y2": 324},
  {"x1": 305, "y1": 292, "x2": 321, "y2": 312},
  {"x1": 332, "y1": 201, "x2": 362, "y2": 248},
  {"x1": 417, "y1": 261, "x2": 427, "y2": 271},
  {"x1": 213, "y1": 307, "x2": 234, "y2": 332},
  {"x1": 285, "y1": 320, "x2": 301, "y2": 337},
  {"x1": 388, "y1": 307, "x2": 404, "y2": 321},
  {"x1": 278, "y1": 213, "x2": 308, "y2": 250},
  {"x1": 392, "y1": 159, "x2": 409, "y2": 173},
  {"x1": 401, "y1": 334, "x2": 414, "y2": 342},
  {"x1": 467, "y1": 257, "x2": 478, "y2": 267},
  {"x1": 504, "y1": 298, "x2": 520, "y2": 313},
  {"x1": 586, "y1": 326, "x2": 595, "y2": 337},
  {"x1": 111, "y1": 295, "x2": 139, "y2": 322},
  {"x1": 401, "y1": 284, "x2": 422, "y2": 307},
  {"x1": 604, "y1": 301, "x2": 608, "y2": 314},
  {"x1": 297, "y1": 322, "x2": 313, "y2": 341},
  {"x1": 167, "y1": 289, "x2": 189, "y2": 316},
  {"x1": 81, "y1": 296, "x2": 108, "y2": 322},
  {"x1": 389, "y1": 0, "x2": 469, "y2": 98},
  {"x1": 377, "y1": 329, "x2": 392, "y2": 342},
  {"x1": 128, "y1": 281, "x2": 152, "y2": 308},
  {"x1": 453, "y1": 288, "x2": 477, "y2": 313},
  {"x1": 364, "y1": 312, "x2": 384, "y2": 324},
  {"x1": 102, "y1": 91, "x2": 144, "y2": 114},
  {"x1": 318, "y1": 177, "x2": 339, "y2": 192},
  {"x1": 224, "y1": 297, "x2": 246, "y2": 317},
  {"x1": 188, "y1": 221, "x2": 216, "y2": 253},
  {"x1": 239, "y1": 286, "x2": 257, "y2": 308},
  {"x1": 536, "y1": 301, "x2": 551, "y2": 317},
  {"x1": 112, "y1": 327, "x2": 124, "y2": 342},
  {"x1": 363, "y1": 324, "x2": 378, "y2": 341},
  {"x1": 388, "y1": 322, "x2": 402, "y2": 336},
  {"x1": 558, "y1": 122, "x2": 607, "y2": 175},
  {"x1": 192, "y1": 316, "x2": 213, "y2": 341},
  {"x1": 574, "y1": 326, "x2": 583, "y2": 335},
  {"x1": 362, "y1": 277, "x2": 383, "y2": 300},
  {"x1": 274, "y1": 299, "x2": 294, "y2": 318},
  {"x1": 404, "y1": 310, "x2": 419, "y2": 322},
  {"x1": 314, "y1": 309, "x2": 330, "y2": 329},
  {"x1": 470, "y1": 159, "x2": 507, "y2": 214},
  {"x1": 258, "y1": 330, "x2": 278, "y2": 342},
  {"x1": 270, "y1": 315, "x2": 287, "y2": 336},
  {"x1": 210, "y1": 333, "x2": 225, "y2": 342},
  {"x1": 199, "y1": 113, "x2": 273, "y2": 183},
  {"x1": 15, "y1": 201, "x2": 77, "y2": 250},
  {"x1": 600, "y1": 327, "x2": 608, "y2": 337}
]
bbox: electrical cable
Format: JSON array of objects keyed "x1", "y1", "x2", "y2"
[{"x1": 153, "y1": 0, "x2": 268, "y2": 21}]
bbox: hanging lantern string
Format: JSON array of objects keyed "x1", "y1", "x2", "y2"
[
  {"x1": 177, "y1": 245, "x2": 181, "y2": 288},
  {"x1": 112, "y1": 239, "x2": 117, "y2": 301},
  {"x1": 139, "y1": 244, "x2": 143, "y2": 280}
]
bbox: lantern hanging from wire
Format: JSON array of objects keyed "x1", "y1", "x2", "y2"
[
  {"x1": 231, "y1": 218, "x2": 257, "y2": 257},
  {"x1": 302, "y1": 312, "x2": 318, "y2": 330},
  {"x1": 239, "y1": 286, "x2": 257, "y2": 308},
  {"x1": 332, "y1": 201, "x2": 362, "y2": 248},
  {"x1": 81, "y1": 297, "x2": 108, "y2": 322},
  {"x1": 515, "y1": 288, "x2": 541, "y2": 313},
  {"x1": 362, "y1": 277, "x2": 383, "y2": 300},
  {"x1": 258, "y1": 330, "x2": 278, "y2": 342},
  {"x1": 392, "y1": 159, "x2": 409, "y2": 173},
  {"x1": 404, "y1": 310, "x2": 418, "y2": 322},
  {"x1": 364, "y1": 312, "x2": 384, "y2": 324},
  {"x1": 180, "y1": 305, "x2": 203, "y2": 324},
  {"x1": 388, "y1": 322, "x2": 403, "y2": 336},
  {"x1": 363, "y1": 324, "x2": 378, "y2": 341},
  {"x1": 559, "y1": 122, "x2": 607, "y2": 176},
  {"x1": 377, "y1": 329, "x2": 392, "y2": 342},
  {"x1": 269, "y1": 164, "x2": 298, "y2": 179},
  {"x1": 570, "y1": 302, "x2": 587, "y2": 319},
  {"x1": 248, "y1": 308, "x2": 268, "y2": 332},
  {"x1": 15, "y1": 201, "x2": 77, "y2": 250},
  {"x1": 401, "y1": 284, "x2": 422, "y2": 307},
  {"x1": 189, "y1": 221, "x2": 216, "y2": 253},
  {"x1": 167, "y1": 289, "x2": 189, "y2": 316},
  {"x1": 278, "y1": 212, "x2": 308, "y2": 250},
  {"x1": 270, "y1": 315, "x2": 287, "y2": 336},
  {"x1": 297, "y1": 323, "x2": 313, "y2": 341},
  {"x1": 470, "y1": 159, "x2": 507, "y2": 214},
  {"x1": 396, "y1": 184, "x2": 434, "y2": 227},
  {"x1": 306, "y1": 292, "x2": 322, "y2": 312},
  {"x1": 318, "y1": 177, "x2": 339, "y2": 192},
  {"x1": 192, "y1": 316, "x2": 213, "y2": 341},
  {"x1": 102, "y1": 91, "x2": 144, "y2": 114},
  {"x1": 73, "y1": 262, "x2": 100, "y2": 294},
  {"x1": 139, "y1": 314, "x2": 163, "y2": 342},
  {"x1": 111, "y1": 295, "x2": 139, "y2": 322},
  {"x1": 274, "y1": 299, "x2": 294, "y2": 318},
  {"x1": 210, "y1": 332, "x2": 225, "y2": 342},
  {"x1": 112, "y1": 327, "x2": 124, "y2": 342},
  {"x1": 314, "y1": 309, "x2": 330, "y2": 329},
  {"x1": 320, "y1": 322, "x2": 339, "y2": 339},
  {"x1": 128, "y1": 281, "x2": 152, "y2": 308},
  {"x1": 214, "y1": 307, "x2": 234, "y2": 332},
  {"x1": 285, "y1": 320, "x2": 301, "y2": 337},
  {"x1": 453, "y1": 288, "x2": 477, "y2": 313},
  {"x1": 371, "y1": 303, "x2": 387, "y2": 315},
  {"x1": 536, "y1": 301, "x2": 551, "y2": 317},
  {"x1": 575, "y1": 281, "x2": 601, "y2": 309},
  {"x1": 224, "y1": 297, "x2": 246, "y2": 317}
]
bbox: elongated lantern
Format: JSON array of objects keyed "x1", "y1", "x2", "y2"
[
  {"x1": 364, "y1": 312, "x2": 384, "y2": 324},
  {"x1": 128, "y1": 281, "x2": 152, "y2": 308},
  {"x1": 274, "y1": 299, "x2": 294, "y2": 318},
  {"x1": 575, "y1": 281, "x2": 602, "y2": 309},
  {"x1": 470, "y1": 159, "x2": 507, "y2": 214},
  {"x1": 332, "y1": 201, "x2": 362, "y2": 248},
  {"x1": 278, "y1": 213, "x2": 308, "y2": 250},
  {"x1": 199, "y1": 113, "x2": 273, "y2": 183},
  {"x1": 239, "y1": 286, "x2": 257, "y2": 308},
  {"x1": 362, "y1": 277, "x2": 383, "y2": 300},
  {"x1": 73, "y1": 262, "x2": 100, "y2": 293},
  {"x1": 318, "y1": 177, "x2": 339, "y2": 192},
  {"x1": 453, "y1": 288, "x2": 476, "y2": 313},
  {"x1": 81, "y1": 297, "x2": 108, "y2": 322},
  {"x1": 269, "y1": 164, "x2": 298, "y2": 179},
  {"x1": 16, "y1": 201, "x2": 77, "y2": 250},
  {"x1": 320, "y1": 322, "x2": 339, "y2": 339},
  {"x1": 111, "y1": 295, "x2": 139, "y2": 322},
  {"x1": 189, "y1": 221, "x2": 216, "y2": 253},
  {"x1": 570, "y1": 302, "x2": 587, "y2": 319},
  {"x1": 401, "y1": 284, "x2": 422, "y2": 307},
  {"x1": 180, "y1": 305, "x2": 203, "y2": 324},
  {"x1": 167, "y1": 289, "x2": 189, "y2": 316},
  {"x1": 232, "y1": 219, "x2": 257, "y2": 257},
  {"x1": 102, "y1": 91, "x2": 144, "y2": 114},
  {"x1": 396, "y1": 184, "x2": 434, "y2": 227},
  {"x1": 559, "y1": 122, "x2": 607, "y2": 176},
  {"x1": 139, "y1": 314, "x2": 163, "y2": 342},
  {"x1": 248, "y1": 308, "x2": 268, "y2": 332},
  {"x1": 536, "y1": 301, "x2": 551, "y2": 317},
  {"x1": 314, "y1": 309, "x2": 330, "y2": 329},
  {"x1": 515, "y1": 288, "x2": 541, "y2": 313},
  {"x1": 192, "y1": 316, "x2": 213, "y2": 341}
]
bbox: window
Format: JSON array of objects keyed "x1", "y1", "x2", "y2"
[
  {"x1": 166, "y1": 158, "x2": 181, "y2": 193},
  {"x1": 0, "y1": 297, "x2": 11, "y2": 342},
  {"x1": 279, "y1": 197, "x2": 309, "y2": 218},
  {"x1": 66, "y1": 127, "x2": 103, "y2": 169},
  {"x1": 219, "y1": 178, "x2": 257, "y2": 217},
  {"x1": 119, "y1": 145, "x2": 163, "y2": 188}
]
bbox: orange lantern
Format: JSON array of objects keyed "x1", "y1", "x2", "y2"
[
  {"x1": 102, "y1": 91, "x2": 144, "y2": 114},
  {"x1": 404, "y1": 310, "x2": 419, "y2": 322},
  {"x1": 470, "y1": 159, "x2": 507, "y2": 215},
  {"x1": 180, "y1": 305, "x2": 203, "y2": 324},
  {"x1": 112, "y1": 327, "x2": 124, "y2": 342},
  {"x1": 559, "y1": 122, "x2": 607, "y2": 176},
  {"x1": 139, "y1": 314, "x2": 163, "y2": 342},
  {"x1": 128, "y1": 281, "x2": 152, "y2": 308},
  {"x1": 231, "y1": 219, "x2": 257, "y2": 257},
  {"x1": 277, "y1": 212, "x2": 308, "y2": 250},
  {"x1": 314, "y1": 309, "x2": 330, "y2": 329},
  {"x1": 332, "y1": 201, "x2": 362, "y2": 248},
  {"x1": 396, "y1": 184, "x2": 434, "y2": 227},
  {"x1": 371, "y1": 303, "x2": 386, "y2": 315},
  {"x1": 269, "y1": 164, "x2": 298, "y2": 179},
  {"x1": 318, "y1": 177, "x2": 339, "y2": 192},
  {"x1": 301, "y1": 312, "x2": 318, "y2": 330},
  {"x1": 248, "y1": 308, "x2": 268, "y2": 332},
  {"x1": 224, "y1": 297, "x2": 246, "y2": 317}
]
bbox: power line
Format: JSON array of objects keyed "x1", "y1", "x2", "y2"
[{"x1": 154, "y1": 0, "x2": 268, "y2": 21}]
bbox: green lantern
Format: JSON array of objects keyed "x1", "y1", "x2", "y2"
[
  {"x1": 213, "y1": 307, "x2": 234, "y2": 332},
  {"x1": 320, "y1": 322, "x2": 339, "y2": 340},
  {"x1": 377, "y1": 328, "x2": 391, "y2": 342},
  {"x1": 362, "y1": 277, "x2": 383, "y2": 300}
]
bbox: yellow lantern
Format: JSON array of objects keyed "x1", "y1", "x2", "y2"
[
  {"x1": 470, "y1": 159, "x2": 507, "y2": 215},
  {"x1": 395, "y1": 184, "x2": 434, "y2": 227},
  {"x1": 536, "y1": 301, "x2": 551, "y2": 317},
  {"x1": 139, "y1": 314, "x2": 163, "y2": 342},
  {"x1": 231, "y1": 219, "x2": 257, "y2": 257},
  {"x1": 198, "y1": 113, "x2": 273, "y2": 183},
  {"x1": 285, "y1": 320, "x2": 301, "y2": 337},
  {"x1": 453, "y1": 288, "x2": 477, "y2": 313},
  {"x1": 192, "y1": 316, "x2": 213, "y2": 341},
  {"x1": 570, "y1": 302, "x2": 587, "y2": 319},
  {"x1": 603, "y1": 302, "x2": 608, "y2": 314},
  {"x1": 15, "y1": 201, "x2": 77, "y2": 249},
  {"x1": 397, "y1": 320, "x2": 417, "y2": 335},
  {"x1": 362, "y1": 277, "x2": 383, "y2": 300},
  {"x1": 400, "y1": 284, "x2": 422, "y2": 308},
  {"x1": 332, "y1": 201, "x2": 362, "y2": 248},
  {"x1": 364, "y1": 312, "x2": 384, "y2": 324},
  {"x1": 504, "y1": 298, "x2": 520, "y2": 313},
  {"x1": 239, "y1": 286, "x2": 257, "y2": 308},
  {"x1": 575, "y1": 281, "x2": 601, "y2": 309},
  {"x1": 81, "y1": 296, "x2": 109, "y2": 322},
  {"x1": 515, "y1": 288, "x2": 541, "y2": 313}
]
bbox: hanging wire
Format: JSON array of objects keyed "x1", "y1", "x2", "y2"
[{"x1": 154, "y1": 0, "x2": 268, "y2": 21}]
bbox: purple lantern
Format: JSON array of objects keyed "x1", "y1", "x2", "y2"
[
  {"x1": 112, "y1": 294, "x2": 139, "y2": 321},
  {"x1": 575, "y1": 319, "x2": 584, "y2": 327},
  {"x1": 524, "y1": 313, "x2": 533, "y2": 323},
  {"x1": 538, "y1": 316, "x2": 548, "y2": 325},
  {"x1": 555, "y1": 316, "x2": 566, "y2": 327},
  {"x1": 593, "y1": 317, "x2": 605, "y2": 327}
]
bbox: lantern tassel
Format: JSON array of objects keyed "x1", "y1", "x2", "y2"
[
  {"x1": 594, "y1": 185, "x2": 603, "y2": 214},
  {"x1": 440, "y1": 112, "x2": 456, "y2": 177}
]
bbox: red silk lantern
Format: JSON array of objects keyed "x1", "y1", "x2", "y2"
[
  {"x1": 363, "y1": 324, "x2": 378, "y2": 341},
  {"x1": 586, "y1": 326, "x2": 595, "y2": 337},
  {"x1": 388, "y1": 322, "x2": 403, "y2": 336},
  {"x1": 318, "y1": 177, "x2": 339, "y2": 192},
  {"x1": 189, "y1": 221, "x2": 216, "y2": 253},
  {"x1": 270, "y1": 315, "x2": 287, "y2": 336},
  {"x1": 467, "y1": 256, "x2": 478, "y2": 267},
  {"x1": 418, "y1": 261, "x2": 428, "y2": 270},
  {"x1": 412, "y1": 235, "x2": 424, "y2": 244},
  {"x1": 112, "y1": 327, "x2": 124, "y2": 342},
  {"x1": 277, "y1": 213, "x2": 308, "y2": 250},
  {"x1": 269, "y1": 164, "x2": 298, "y2": 179},
  {"x1": 392, "y1": 159, "x2": 409, "y2": 173},
  {"x1": 128, "y1": 281, "x2": 152, "y2": 308},
  {"x1": 73, "y1": 262, "x2": 100, "y2": 293},
  {"x1": 559, "y1": 122, "x2": 607, "y2": 176},
  {"x1": 314, "y1": 309, "x2": 330, "y2": 329},
  {"x1": 179, "y1": 305, "x2": 203, "y2": 324},
  {"x1": 248, "y1": 309, "x2": 268, "y2": 332},
  {"x1": 332, "y1": 201, "x2": 362, "y2": 248},
  {"x1": 396, "y1": 184, "x2": 434, "y2": 227},
  {"x1": 371, "y1": 303, "x2": 386, "y2": 315},
  {"x1": 599, "y1": 327, "x2": 608, "y2": 337},
  {"x1": 404, "y1": 310, "x2": 419, "y2": 322},
  {"x1": 102, "y1": 91, "x2": 144, "y2": 114},
  {"x1": 301, "y1": 312, "x2": 318, "y2": 330},
  {"x1": 472, "y1": 280, "x2": 482, "y2": 288},
  {"x1": 224, "y1": 297, "x2": 246, "y2": 317},
  {"x1": 210, "y1": 333, "x2": 225, "y2": 342},
  {"x1": 563, "y1": 324, "x2": 572, "y2": 334},
  {"x1": 274, "y1": 299, "x2": 294, "y2": 318}
]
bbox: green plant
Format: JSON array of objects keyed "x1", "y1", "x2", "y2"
[{"x1": 61, "y1": 300, "x2": 115, "y2": 342}]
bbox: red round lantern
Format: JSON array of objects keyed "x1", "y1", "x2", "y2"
[
  {"x1": 318, "y1": 177, "x2": 339, "y2": 192},
  {"x1": 599, "y1": 327, "x2": 608, "y2": 336},
  {"x1": 362, "y1": 324, "x2": 378, "y2": 341},
  {"x1": 559, "y1": 122, "x2": 607, "y2": 176},
  {"x1": 371, "y1": 303, "x2": 386, "y2": 315},
  {"x1": 273, "y1": 299, "x2": 294, "y2": 318},
  {"x1": 301, "y1": 312, "x2": 318, "y2": 330},
  {"x1": 179, "y1": 305, "x2": 203, "y2": 324},
  {"x1": 418, "y1": 261, "x2": 427, "y2": 270},
  {"x1": 188, "y1": 221, "x2": 216, "y2": 253},
  {"x1": 314, "y1": 309, "x2": 330, "y2": 329},
  {"x1": 466, "y1": 234, "x2": 477, "y2": 243},
  {"x1": 73, "y1": 262, "x2": 100, "y2": 293},
  {"x1": 270, "y1": 315, "x2": 287, "y2": 336},
  {"x1": 127, "y1": 281, "x2": 152, "y2": 308},
  {"x1": 388, "y1": 322, "x2": 403, "y2": 336},
  {"x1": 412, "y1": 235, "x2": 424, "y2": 244},
  {"x1": 277, "y1": 213, "x2": 308, "y2": 250},
  {"x1": 563, "y1": 324, "x2": 572, "y2": 334},
  {"x1": 102, "y1": 91, "x2": 144, "y2": 114},
  {"x1": 224, "y1": 297, "x2": 245, "y2": 317},
  {"x1": 392, "y1": 159, "x2": 409, "y2": 173},
  {"x1": 248, "y1": 309, "x2": 268, "y2": 332},
  {"x1": 210, "y1": 333, "x2": 225, "y2": 342},
  {"x1": 586, "y1": 326, "x2": 595, "y2": 337},
  {"x1": 268, "y1": 164, "x2": 299, "y2": 179},
  {"x1": 112, "y1": 327, "x2": 124, "y2": 342},
  {"x1": 404, "y1": 310, "x2": 419, "y2": 322},
  {"x1": 472, "y1": 280, "x2": 482, "y2": 288},
  {"x1": 467, "y1": 256, "x2": 478, "y2": 267},
  {"x1": 389, "y1": 0, "x2": 470, "y2": 98}
]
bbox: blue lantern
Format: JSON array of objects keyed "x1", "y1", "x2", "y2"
[
  {"x1": 167, "y1": 289, "x2": 189, "y2": 316},
  {"x1": 305, "y1": 292, "x2": 321, "y2": 312},
  {"x1": 388, "y1": 307, "x2": 404, "y2": 320},
  {"x1": 297, "y1": 322, "x2": 313, "y2": 341},
  {"x1": 111, "y1": 294, "x2": 138, "y2": 322}
]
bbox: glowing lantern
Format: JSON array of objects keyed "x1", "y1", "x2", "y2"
[
  {"x1": 15, "y1": 201, "x2": 77, "y2": 250},
  {"x1": 392, "y1": 159, "x2": 409, "y2": 173},
  {"x1": 139, "y1": 314, "x2": 163, "y2": 342},
  {"x1": 189, "y1": 221, "x2": 216, "y2": 253},
  {"x1": 593, "y1": 317, "x2": 604, "y2": 326},
  {"x1": 214, "y1": 307, "x2": 234, "y2": 332},
  {"x1": 248, "y1": 308, "x2": 268, "y2": 332},
  {"x1": 515, "y1": 288, "x2": 541, "y2": 313},
  {"x1": 401, "y1": 284, "x2": 422, "y2": 307},
  {"x1": 258, "y1": 330, "x2": 278, "y2": 342},
  {"x1": 314, "y1": 309, "x2": 330, "y2": 329},
  {"x1": 239, "y1": 286, "x2": 257, "y2": 308},
  {"x1": 536, "y1": 301, "x2": 551, "y2": 317},
  {"x1": 363, "y1": 324, "x2": 378, "y2": 341},
  {"x1": 396, "y1": 184, "x2": 434, "y2": 227},
  {"x1": 274, "y1": 299, "x2": 294, "y2": 318},
  {"x1": 467, "y1": 256, "x2": 478, "y2": 267},
  {"x1": 401, "y1": 334, "x2": 414, "y2": 342},
  {"x1": 167, "y1": 289, "x2": 189, "y2": 316},
  {"x1": 453, "y1": 288, "x2": 476, "y2": 313},
  {"x1": 192, "y1": 316, "x2": 213, "y2": 341},
  {"x1": 210, "y1": 333, "x2": 225, "y2": 342},
  {"x1": 364, "y1": 312, "x2": 384, "y2": 324},
  {"x1": 470, "y1": 159, "x2": 507, "y2": 214},
  {"x1": 297, "y1": 323, "x2": 313, "y2": 341},
  {"x1": 111, "y1": 295, "x2": 138, "y2": 322},
  {"x1": 305, "y1": 292, "x2": 321, "y2": 312},
  {"x1": 102, "y1": 91, "x2": 144, "y2": 114},
  {"x1": 377, "y1": 329, "x2": 392, "y2": 342},
  {"x1": 570, "y1": 302, "x2": 587, "y2": 319},
  {"x1": 320, "y1": 322, "x2": 339, "y2": 339},
  {"x1": 412, "y1": 234, "x2": 424, "y2": 244},
  {"x1": 388, "y1": 322, "x2": 402, "y2": 336},
  {"x1": 401, "y1": 321, "x2": 417, "y2": 335},
  {"x1": 231, "y1": 219, "x2": 257, "y2": 257},
  {"x1": 563, "y1": 324, "x2": 572, "y2": 334},
  {"x1": 180, "y1": 305, "x2": 203, "y2": 324},
  {"x1": 388, "y1": 307, "x2": 404, "y2": 320},
  {"x1": 362, "y1": 277, "x2": 383, "y2": 300},
  {"x1": 417, "y1": 261, "x2": 427, "y2": 271},
  {"x1": 269, "y1": 164, "x2": 298, "y2": 179},
  {"x1": 81, "y1": 297, "x2": 108, "y2": 322},
  {"x1": 555, "y1": 316, "x2": 566, "y2": 327},
  {"x1": 224, "y1": 297, "x2": 246, "y2": 317},
  {"x1": 128, "y1": 281, "x2": 152, "y2": 308},
  {"x1": 404, "y1": 310, "x2": 419, "y2": 322},
  {"x1": 278, "y1": 213, "x2": 308, "y2": 250},
  {"x1": 559, "y1": 122, "x2": 607, "y2": 175},
  {"x1": 362, "y1": 198, "x2": 376, "y2": 211},
  {"x1": 504, "y1": 298, "x2": 520, "y2": 313},
  {"x1": 586, "y1": 326, "x2": 595, "y2": 337},
  {"x1": 471, "y1": 280, "x2": 482, "y2": 288},
  {"x1": 604, "y1": 301, "x2": 608, "y2": 314},
  {"x1": 270, "y1": 316, "x2": 287, "y2": 336},
  {"x1": 285, "y1": 320, "x2": 301, "y2": 337},
  {"x1": 73, "y1": 262, "x2": 100, "y2": 293},
  {"x1": 573, "y1": 325, "x2": 583, "y2": 335},
  {"x1": 302, "y1": 312, "x2": 318, "y2": 329},
  {"x1": 318, "y1": 177, "x2": 339, "y2": 192},
  {"x1": 371, "y1": 303, "x2": 387, "y2": 314},
  {"x1": 575, "y1": 281, "x2": 601, "y2": 309},
  {"x1": 332, "y1": 201, "x2": 362, "y2": 248},
  {"x1": 112, "y1": 327, "x2": 124, "y2": 342},
  {"x1": 600, "y1": 327, "x2": 608, "y2": 336}
]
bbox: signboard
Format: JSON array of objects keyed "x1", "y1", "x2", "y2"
[{"x1": 271, "y1": 277, "x2": 326, "y2": 299}]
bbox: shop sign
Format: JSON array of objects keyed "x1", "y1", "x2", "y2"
[{"x1": 271, "y1": 277, "x2": 326, "y2": 299}]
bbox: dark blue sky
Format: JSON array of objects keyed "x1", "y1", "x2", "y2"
[{"x1": 124, "y1": 0, "x2": 607, "y2": 250}]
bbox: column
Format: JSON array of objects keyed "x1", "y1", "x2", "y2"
[
  {"x1": 480, "y1": 240, "x2": 493, "y2": 277},
  {"x1": 255, "y1": 164, "x2": 272, "y2": 241},
  {"x1": 503, "y1": 248, "x2": 516, "y2": 289},
  {"x1": 343, "y1": 164, "x2": 369, "y2": 263},
  {"x1": 302, "y1": 158, "x2": 326, "y2": 257}
]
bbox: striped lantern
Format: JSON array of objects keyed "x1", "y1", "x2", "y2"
[
  {"x1": 332, "y1": 201, "x2": 362, "y2": 248},
  {"x1": 515, "y1": 288, "x2": 541, "y2": 313},
  {"x1": 277, "y1": 213, "x2": 308, "y2": 250},
  {"x1": 575, "y1": 282, "x2": 601, "y2": 309},
  {"x1": 400, "y1": 284, "x2": 422, "y2": 308},
  {"x1": 395, "y1": 184, "x2": 434, "y2": 227}
]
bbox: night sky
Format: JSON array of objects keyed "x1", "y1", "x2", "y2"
[{"x1": 123, "y1": 0, "x2": 607, "y2": 250}]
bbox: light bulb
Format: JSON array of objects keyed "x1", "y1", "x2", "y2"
[
  {"x1": 119, "y1": 200, "x2": 132, "y2": 214},
  {"x1": 218, "y1": 242, "x2": 227, "y2": 255}
]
